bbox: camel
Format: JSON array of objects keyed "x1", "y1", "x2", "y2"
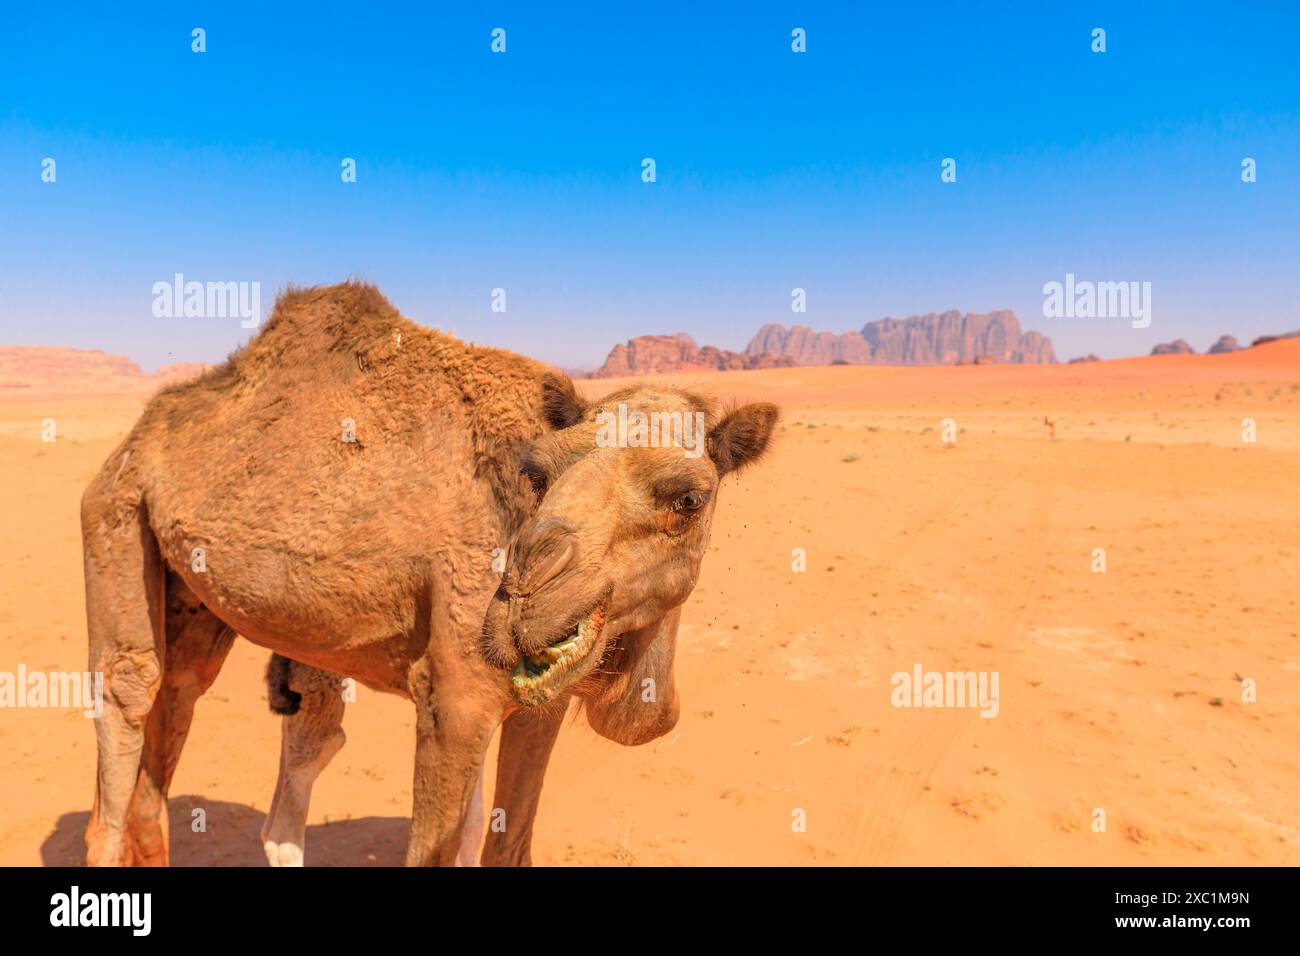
[
  {"x1": 259, "y1": 654, "x2": 487, "y2": 866},
  {"x1": 81, "y1": 281, "x2": 778, "y2": 866}
]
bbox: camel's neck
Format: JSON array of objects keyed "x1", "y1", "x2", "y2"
[{"x1": 416, "y1": 331, "x2": 544, "y2": 539}]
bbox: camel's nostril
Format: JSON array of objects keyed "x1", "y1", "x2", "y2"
[
  {"x1": 522, "y1": 535, "x2": 575, "y2": 594},
  {"x1": 517, "y1": 520, "x2": 579, "y2": 595}
]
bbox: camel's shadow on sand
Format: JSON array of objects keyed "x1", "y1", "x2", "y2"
[{"x1": 42, "y1": 795, "x2": 410, "y2": 866}]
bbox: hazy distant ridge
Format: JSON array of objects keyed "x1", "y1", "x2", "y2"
[
  {"x1": 747, "y1": 309, "x2": 1057, "y2": 366},
  {"x1": 0, "y1": 346, "x2": 208, "y2": 393}
]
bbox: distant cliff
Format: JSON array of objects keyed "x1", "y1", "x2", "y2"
[
  {"x1": 0, "y1": 346, "x2": 209, "y2": 393},
  {"x1": 591, "y1": 333, "x2": 795, "y2": 378},
  {"x1": 1151, "y1": 339, "x2": 1195, "y2": 356},
  {"x1": 746, "y1": 309, "x2": 1057, "y2": 366}
]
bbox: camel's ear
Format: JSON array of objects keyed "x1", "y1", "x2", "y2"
[
  {"x1": 707, "y1": 402, "x2": 779, "y2": 476},
  {"x1": 540, "y1": 374, "x2": 587, "y2": 431}
]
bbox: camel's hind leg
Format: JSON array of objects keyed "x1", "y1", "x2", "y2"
[
  {"x1": 260, "y1": 657, "x2": 347, "y2": 867},
  {"x1": 124, "y1": 574, "x2": 236, "y2": 865},
  {"x1": 259, "y1": 655, "x2": 486, "y2": 866},
  {"x1": 83, "y1": 494, "x2": 166, "y2": 867}
]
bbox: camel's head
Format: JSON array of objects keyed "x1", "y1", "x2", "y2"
[{"x1": 482, "y1": 381, "x2": 777, "y2": 741}]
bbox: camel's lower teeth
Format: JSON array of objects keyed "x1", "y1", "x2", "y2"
[
  {"x1": 528, "y1": 633, "x2": 582, "y2": 668},
  {"x1": 514, "y1": 614, "x2": 601, "y2": 691}
]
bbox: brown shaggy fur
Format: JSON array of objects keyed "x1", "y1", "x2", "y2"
[
  {"x1": 265, "y1": 653, "x2": 301, "y2": 716},
  {"x1": 81, "y1": 281, "x2": 778, "y2": 867}
]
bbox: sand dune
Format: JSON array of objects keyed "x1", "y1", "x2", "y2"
[{"x1": 1, "y1": 343, "x2": 1296, "y2": 865}]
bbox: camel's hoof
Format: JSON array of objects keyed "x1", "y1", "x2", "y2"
[{"x1": 263, "y1": 840, "x2": 304, "y2": 867}]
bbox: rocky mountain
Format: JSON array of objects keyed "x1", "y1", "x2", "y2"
[
  {"x1": 1207, "y1": 335, "x2": 1240, "y2": 354},
  {"x1": 0, "y1": 346, "x2": 209, "y2": 393},
  {"x1": 1151, "y1": 339, "x2": 1195, "y2": 356},
  {"x1": 1251, "y1": 330, "x2": 1300, "y2": 347},
  {"x1": 591, "y1": 333, "x2": 794, "y2": 378},
  {"x1": 154, "y1": 362, "x2": 212, "y2": 384},
  {"x1": 745, "y1": 324, "x2": 873, "y2": 365},
  {"x1": 746, "y1": 309, "x2": 1057, "y2": 366}
]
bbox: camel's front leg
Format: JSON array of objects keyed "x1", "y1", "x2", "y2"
[
  {"x1": 259, "y1": 654, "x2": 487, "y2": 867},
  {"x1": 455, "y1": 763, "x2": 486, "y2": 866},
  {"x1": 480, "y1": 702, "x2": 566, "y2": 866},
  {"x1": 406, "y1": 664, "x2": 498, "y2": 867}
]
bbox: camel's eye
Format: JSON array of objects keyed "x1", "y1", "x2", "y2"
[{"x1": 673, "y1": 490, "x2": 708, "y2": 514}]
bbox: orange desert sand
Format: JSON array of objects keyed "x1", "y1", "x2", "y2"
[{"x1": 1, "y1": 342, "x2": 1298, "y2": 865}]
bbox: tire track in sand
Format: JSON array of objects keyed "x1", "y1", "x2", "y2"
[{"x1": 848, "y1": 440, "x2": 1057, "y2": 864}]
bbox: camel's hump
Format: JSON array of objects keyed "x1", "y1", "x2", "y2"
[
  {"x1": 150, "y1": 280, "x2": 554, "y2": 426},
  {"x1": 252, "y1": 281, "x2": 411, "y2": 353}
]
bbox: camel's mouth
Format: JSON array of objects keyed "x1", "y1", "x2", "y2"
[{"x1": 511, "y1": 604, "x2": 606, "y2": 705}]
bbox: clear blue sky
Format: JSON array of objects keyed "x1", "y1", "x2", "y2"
[{"x1": 1, "y1": 1, "x2": 1297, "y2": 370}]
